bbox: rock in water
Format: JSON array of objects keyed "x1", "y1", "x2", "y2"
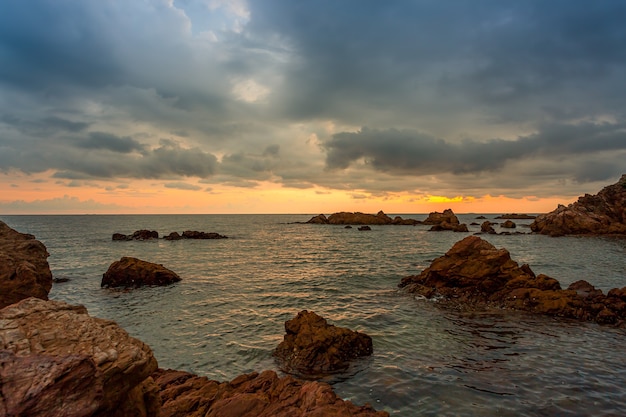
[
  {"x1": 0, "y1": 221, "x2": 52, "y2": 309},
  {"x1": 273, "y1": 310, "x2": 373, "y2": 377},
  {"x1": 0, "y1": 298, "x2": 160, "y2": 417},
  {"x1": 102, "y1": 256, "x2": 182, "y2": 288},
  {"x1": 530, "y1": 174, "x2": 626, "y2": 236}
]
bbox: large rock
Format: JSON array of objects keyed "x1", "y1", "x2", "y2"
[
  {"x1": 181, "y1": 230, "x2": 228, "y2": 239},
  {"x1": 102, "y1": 257, "x2": 182, "y2": 288},
  {"x1": 0, "y1": 298, "x2": 160, "y2": 417},
  {"x1": 154, "y1": 368, "x2": 388, "y2": 417},
  {"x1": 306, "y1": 211, "x2": 420, "y2": 225},
  {"x1": 530, "y1": 174, "x2": 626, "y2": 236},
  {"x1": 0, "y1": 221, "x2": 52, "y2": 309},
  {"x1": 112, "y1": 230, "x2": 159, "y2": 241},
  {"x1": 273, "y1": 310, "x2": 373, "y2": 377},
  {"x1": 422, "y1": 208, "x2": 459, "y2": 225},
  {"x1": 399, "y1": 236, "x2": 626, "y2": 325}
]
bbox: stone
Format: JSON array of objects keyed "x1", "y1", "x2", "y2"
[
  {"x1": 480, "y1": 221, "x2": 496, "y2": 234},
  {"x1": 399, "y1": 236, "x2": 626, "y2": 325},
  {"x1": 530, "y1": 174, "x2": 626, "y2": 236},
  {"x1": 102, "y1": 257, "x2": 182, "y2": 288},
  {"x1": 495, "y1": 214, "x2": 536, "y2": 219},
  {"x1": 501, "y1": 220, "x2": 517, "y2": 228},
  {"x1": 306, "y1": 214, "x2": 329, "y2": 224},
  {"x1": 181, "y1": 230, "x2": 228, "y2": 239},
  {"x1": 112, "y1": 230, "x2": 159, "y2": 241},
  {"x1": 273, "y1": 310, "x2": 373, "y2": 377},
  {"x1": 305, "y1": 211, "x2": 420, "y2": 225},
  {"x1": 358, "y1": 225, "x2": 372, "y2": 231},
  {"x1": 0, "y1": 298, "x2": 159, "y2": 417},
  {"x1": 0, "y1": 221, "x2": 52, "y2": 309},
  {"x1": 422, "y1": 208, "x2": 459, "y2": 225},
  {"x1": 164, "y1": 231, "x2": 182, "y2": 240},
  {"x1": 154, "y1": 368, "x2": 388, "y2": 417}
]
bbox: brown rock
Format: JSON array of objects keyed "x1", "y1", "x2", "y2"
[
  {"x1": 273, "y1": 310, "x2": 373, "y2": 377},
  {"x1": 530, "y1": 174, "x2": 626, "y2": 236},
  {"x1": 306, "y1": 214, "x2": 329, "y2": 224},
  {"x1": 164, "y1": 231, "x2": 182, "y2": 240},
  {"x1": 358, "y1": 225, "x2": 372, "y2": 231},
  {"x1": 181, "y1": 230, "x2": 228, "y2": 239},
  {"x1": 495, "y1": 214, "x2": 536, "y2": 219},
  {"x1": 112, "y1": 230, "x2": 159, "y2": 241},
  {"x1": 154, "y1": 368, "x2": 388, "y2": 417},
  {"x1": 0, "y1": 298, "x2": 159, "y2": 417},
  {"x1": 501, "y1": 220, "x2": 517, "y2": 228},
  {"x1": 306, "y1": 211, "x2": 419, "y2": 225},
  {"x1": 102, "y1": 257, "x2": 182, "y2": 288},
  {"x1": 480, "y1": 221, "x2": 496, "y2": 234},
  {"x1": 0, "y1": 221, "x2": 52, "y2": 309},
  {"x1": 399, "y1": 236, "x2": 626, "y2": 325},
  {"x1": 422, "y1": 208, "x2": 459, "y2": 225}
]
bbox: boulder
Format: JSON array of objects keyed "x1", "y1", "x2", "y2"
[
  {"x1": 422, "y1": 208, "x2": 459, "y2": 225},
  {"x1": 399, "y1": 236, "x2": 626, "y2": 325},
  {"x1": 358, "y1": 225, "x2": 372, "y2": 231},
  {"x1": 112, "y1": 230, "x2": 159, "y2": 241},
  {"x1": 530, "y1": 174, "x2": 626, "y2": 236},
  {"x1": 154, "y1": 368, "x2": 388, "y2": 417},
  {"x1": 501, "y1": 220, "x2": 517, "y2": 228},
  {"x1": 273, "y1": 310, "x2": 373, "y2": 377},
  {"x1": 163, "y1": 231, "x2": 182, "y2": 240},
  {"x1": 181, "y1": 230, "x2": 228, "y2": 239},
  {"x1": 0, "y1": 221, "x2": 52, "y2": 309},
  {"x1": 102, "y1": 257, "x2": 182, "y2": 288},
  {"x1": 480, "y1": 221, "x2": 496, "y2": 234},
  {"x1": 0, "y1": 298, "x2": 160, "y2": 417}
]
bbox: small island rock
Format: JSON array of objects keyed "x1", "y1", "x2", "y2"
[{"x1": 102, "y1": 257, "x2": 182, "y2": 288}]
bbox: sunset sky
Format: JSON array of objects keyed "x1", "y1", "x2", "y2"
[{"x1": 1, "y1": 0, "x2": 625, "y2": 214}]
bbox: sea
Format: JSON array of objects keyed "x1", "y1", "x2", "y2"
[{"x1": 1, "y1": 214, "x2": 625, "y2": 416}]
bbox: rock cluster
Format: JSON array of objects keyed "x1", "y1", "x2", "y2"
[
  {"x1": 102, "y1": 256, "x2": 182, "y2": 288},
  {"x1": 399, "y1": 236, "x2": 626, "y2": 325},
  {"x1": 0, "y1": 298, "x2": 160, "y2": 417},
  {"x1": 0, "y1": 221, "x2": 52, "y2": 309},
  {"x1": 530, "y1": 174, "x2": 626, "y2": 236},
  {"x1": 274, "y1": 310, "x2": 373, "y2": 377},
  {"x1": 306, "y1": 211, "x2": 419, "y2": 225},
  {"x1": 424, "y1": 209, "x2": 468, "y2": 232},
  {"x1": 114, "y1": 230, "x2": 228, "y2": 241},
  {"x1": 113, "y1": 229, "x2": 159, "y2": 240},
  {"x1": 154, "y1": 368, "x2": 388, "y2": 417}
]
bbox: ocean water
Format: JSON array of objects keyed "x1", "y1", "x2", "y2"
[{"x1": 2, "y1": 214, "x2": 625, "y2": 416}]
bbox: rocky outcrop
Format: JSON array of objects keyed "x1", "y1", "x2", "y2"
[
  {"x1": 112, "y1": 230, "x2": 159, "y2": 241},
  {"x1": 0, "y1": 298, "x2": 160, "y2": 417},
  {"x1": 530, "y1": 174, "x2": 626, "y2": 236},
  {"x1": 102, "y1": 257, "x2": 182, "y2": 288},
  {"x1": 154, "y1": 368, "x2": 388, "y2": 417},
  {"x1": 480, "y1": 221, "x2": 496, "y2": 234},
  {"x1": 399, "y1": 236, "x2": 626, "y2": 325},
  {"x1": 501, "y1": 220, "x2": 516, "y2": 228},
  {"x1": 496, "y1": 214, "x2": 536, "y2": 219},
  {"x1": 274, "y1": 310, "x2": 373, "y2": 377},
  {"x1": 181, "y1": 230, "x2": 228, "y2": 239},
  {"x1": 306, "y1": 211, "x2": 420, "y2": 225},
  {"x1": 0, "y1": 221, "x2": 52, "y2": 309},
  {"x1": 423, "y1": 209, "x2": 468, "y2": 232}
]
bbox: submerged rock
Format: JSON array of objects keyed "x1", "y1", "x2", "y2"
[
  {"x1": 0, "y1": 298, "x2": 160, "y2": 417},
  {"x1": 530, "y1": 174, "x2": 626, "y2": 236},
  {"x1": 273, "y1": 310, "x2": 373, "y2": 377},
  {"x1": 102, "y1": 257, "x2": 182, "y2": 288},
  {"x1": 399, "y1": 236, "x2": 626, "y2": 325},
  {"x1": 496, "y1": 214, "x2": 536, "y2": 219},
  {"x1": 0, "y1": 221, "x2": 52, "y2": 309},
  {"x1": 154, "y1": 368, "x2": 388, "y2": 417}
]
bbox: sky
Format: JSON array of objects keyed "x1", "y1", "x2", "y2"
[{"x1": 1, "y1": 0, "x2": 625, "y2": 214}]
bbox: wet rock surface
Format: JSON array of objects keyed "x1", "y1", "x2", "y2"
[
  {"x1": 399, "y1": 236, "x2": 626, "y2": 325},
  {"x1": 0, "y1": 221, "x2": 52, "y2": 309},
  {"x1": 102, "y1": 256, "x2": 182, "y2": 288},
  {"x1": 306, "y1": 211, "x2": 420, "y2": 225},
  {"x1": 273, "y1": 310, "x2": 373, "y2": 378},
  {"x1": 530, "y1": 174, "x2": 626, "y2": 236}
]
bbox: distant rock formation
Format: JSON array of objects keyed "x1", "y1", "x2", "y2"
[
  {"x1": 530, "y1": 174, "x2": 626, "y2": 236},
  {"x1": 306, "y1": 211, "x2": 420, "y2": 225},
  {"x1": 501, "y1": 220, "x2": 517, "y2": 228},
  {"x1": 102, "y1": 257, "x2": 182, "y2": 288},
  {"x1": 480, "y1": 221, "x2": 496, "y2": 234},
  {"x1": 154, "y1": 368, "x2": 388, "y2": 417},
  {"x1": 0, "y1": 221, "x2": 52, "y2": 309},
  {"x1": 112, "y1": 230, "x2": 159, "y2": 241},
  {"x1": 274, "y1": 310, "x2": 373, "y2": 377},
  {"x1": 495, "y1": 214, "x2": 536, "y2": 219},
  {"x1": 0, "y1": 298, "x2": 160, "y2": 417},
  {"x1": 180, "y1": 230, "x2": 228, "y2": 239},
  {"x1": 399, "y1": 236, "x2": 626, "y2": 325},
  {"x1": 423, "y1": 209, "x2": 468, "y2": 232}
]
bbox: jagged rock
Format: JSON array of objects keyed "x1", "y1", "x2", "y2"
[
  {"x1": 153, "y1": 368, "x2": 388, "y2": 417},
  {"x1": 112, "y1": 230, "x2": 159, "y2": 241},
  {"x1": 530, "y1": 174, "x2": 626, "y2": 236},
  {"x1": 480, "y1": 221, "x2": 496, "y2": 234},
  {"x1": 399, "y1": 236, "x2": 626, "y2": 325},
  {"x1": 273, "y1": 310, "x2": 373, "y2": 377},
  {"x1": 0, "y1": 221, "x2": 52, "y2": 309},
  {"x1": 0, "y1": 298, "x2": 159, "y2": 417},
  {"x1": 102, "y1": 257, "x2": 182, "y2": 288},
  {"x1": 181, "y1": 230, "x2": 228, "y2": 239},
  {"x1": 423, "y1": 208, "x2": 459, "y2": 225},
  {"x1": 306, "y1": 211, "x2": 419, "y2": 225},
  {"x1": 501, "y1": 220, "x2": 517, "y2": 228},
  {"x1": 306, "y1": 214, "x2": 329, "y2": 224}
]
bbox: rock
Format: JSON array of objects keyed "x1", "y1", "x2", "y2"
[
  {"x1": 154, "y1": 368, "x2": 388, "y2": 417},
  {"x1": 0, "y1": 298, "x2": 159, "y2": 417},
  {"x1": 399, "y1": 236, "x2": 626, "y2": 325},
  {"x1": 0, "y1": 221, "x2": 52, "y2": 309},
  {"x1": 530, "y1": 174, "x2": 626, "y2": 236},
  {"x1": 358, "y1": 225, "x2": 372, "y2": 231},
  {"x1": 480, "y1": 221, "x2": 496, "y2": 234},
  {"x1": 306, "y1": 214, "x2": 329, "y2": 224},
  {"x1": 273, "y1": 310, "x2": 373, "y2": 377},
  {"x1": 305, "y1": 211, "x2": 420, "y2": 225},
  {"x1": 102, "y1": 257, "x2": 182, "y2": 288},
  {"x1": 164, "y1": 231, "x2": 182, "y2": 240},
  {"x1": 475, "y1": 215, "x2": 487, "y2": 219},
  {"x1": 112, "y1": 230, "x2": 159, "y2": 241},
  {"x1": 181, "y1": 230, "x2": 228, "y2": 239},
  {"x1": 495, "y1": 214, "x2": 536, "y2": 219},
  {"x1": 423, "y1": 208, "x2": 459, "y2": 225},
  {"x1": 501, "y1": 220, "x2": 517, "y2": 228}
]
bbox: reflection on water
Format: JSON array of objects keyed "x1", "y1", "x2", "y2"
[{"x1": 2, "y1": 214, "x2": 625, "y2": 416}]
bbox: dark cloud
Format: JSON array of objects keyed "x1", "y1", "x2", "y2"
[{"x1": 77, "y1": 132, "x2": 145, "y2": 153}]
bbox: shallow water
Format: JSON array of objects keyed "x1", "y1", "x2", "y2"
[{"x1": 2, "y1": 214, "x2": 625, "y2": 416}]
